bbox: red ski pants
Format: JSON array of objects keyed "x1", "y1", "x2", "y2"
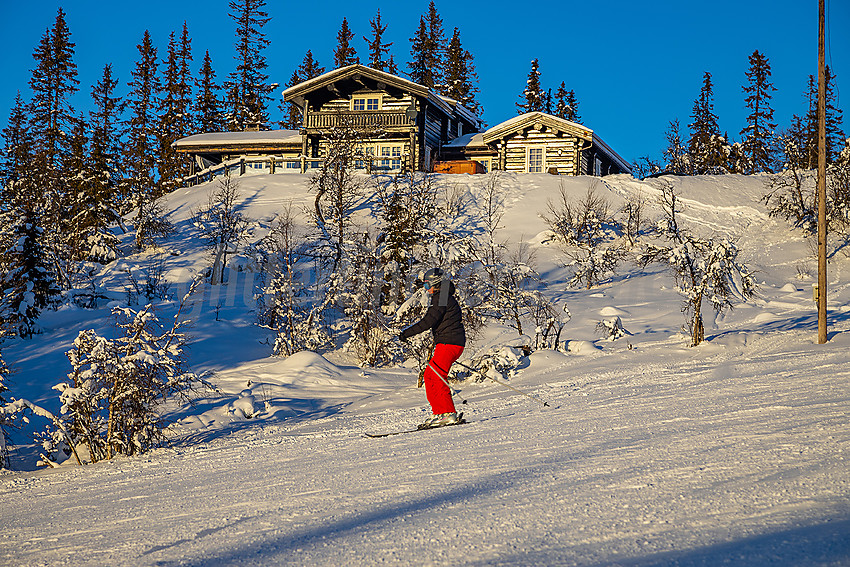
[{"x1": 424, "y1": 343, "x2": 464, "y2": 415}]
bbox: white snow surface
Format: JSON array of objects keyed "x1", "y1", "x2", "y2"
[{"x1": 2, "y1": 172, "x2": 849, "y2": 566}]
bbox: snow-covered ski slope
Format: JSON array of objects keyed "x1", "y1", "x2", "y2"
[{"x1": 2, "y1": 172, "x2": 849, "y2": 566}]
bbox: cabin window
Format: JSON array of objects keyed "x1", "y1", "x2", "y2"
[
  {"x1": 352, "y1": 96, "x2": 380, "y2": 111},
  {"x1": 528, "y1": 147, "x2": 544, "y2": 173},
  {"x1": 378, "y1": 144, "x2": 403, "y2": 171}
]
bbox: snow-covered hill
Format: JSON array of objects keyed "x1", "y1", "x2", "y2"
[{"x1": 1, "y1": 172, "x2": 848, "y2": 566}]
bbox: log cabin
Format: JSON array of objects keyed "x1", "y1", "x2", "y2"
[{"x1": 173, "y1": 65, "x2": 631, "y2": 183}]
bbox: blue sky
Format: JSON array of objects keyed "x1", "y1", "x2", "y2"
[{"x1": 1, "y1": 0, "x2": 846, "y2": 164}]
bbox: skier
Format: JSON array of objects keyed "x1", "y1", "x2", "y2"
[{"x1": 400, "y1": 267, "x2": 466, "y2": 429}]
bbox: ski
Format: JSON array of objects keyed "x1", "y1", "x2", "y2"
[{"x1": 365, "y1": 415, "x2": 467, "y2": 438}]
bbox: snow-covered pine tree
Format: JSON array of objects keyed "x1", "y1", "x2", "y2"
[
  {"x1": 443, "y1": 28, "x2": 482, "y2": 115},
  {"x1": 739, "y1": 50, "x2": 777, "y2": 174},
  {"x1": 0, "y1": 212, "x2": 61, "y2": 338},
  {"x1": 124, "y1": 31, "x2": 174, "y2": 250},
  {"x1": 177, "y1": 23, "x2": 195, "y2": 136},
  {"x1": 259, "y1": 205, "x2": 331, "y2": 356},
  {"x1": 226, "y1": 0, "x2": 272, "y2": 132},
  {"x1": 196, "y1": 50, "x2": 224, "y2": 133},
  {"x1": 517, "y1": 59, "x2": 545, "y2": 114},
  {"x1": 374, "y1": 171, "x2": 439, "y2": 311},
  {"x1": 124, "y1": 30, "x2": 160, "y2": 207},
  {"x1": 407, "y1": 18, "x2": 431, "y2": 87},
  {"x1": 564, "y1": 89, "x2": 581, "y2": 123},
  {"x1": 333, "y1": 17, "x2": 359, "y2": 69},
  {"x1": 688, "y1": 71, "x2": 727, "y2": 174},
  {"x1": 84, "y1": 64, "x2": 123, "y2": 263},
  {"x1": 639, "y1": 183, "x2": 757, "y2": 346},
  {"x1": 157, "y1": 24, "x2": 195, "y2": 193},
  {"x1": 279, "y1": 69, "x2": 303, "y2": 130},
  {"x1": 364, "y1": 10, "x2": 393, "y2": 73},
  {"x1": 795, "y1": 67, "x2": 844, "y2": 167},
  {"x1": 26, "y1": 7, "x2": 79, "y2": 283}
]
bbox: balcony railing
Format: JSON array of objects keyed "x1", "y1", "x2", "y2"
[
  {"x1": 305, "y1": 110, "x2": 415, "y2": 130},
  {"x1": 178, "y1": 155, "x2": 405, "y2": 187}
]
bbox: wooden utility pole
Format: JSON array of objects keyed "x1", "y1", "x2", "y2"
[{"x1": 817, "y1": 0, "x2": 828, "y2": 343}]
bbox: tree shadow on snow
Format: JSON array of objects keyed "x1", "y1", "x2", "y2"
[
  {"x1": 471, "y1": 516, "x2": 850, "y2": 567},
  {"x1": 709, "y1": 308, "x2": 850, "y2": 344},
  {"x1": 145, "y1": 467, "x2": 520, "y2": 566}
]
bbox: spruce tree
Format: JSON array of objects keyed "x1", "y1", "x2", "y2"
[
  {"x1": 86, "y1": 64, "x2": 123, "y2": 262},
  {"x1": 425, "y1": 1, "x2": 447, "y2": 90},
  {"x1": 553, "y1": 84, "x2": 581, "y2": 123},
  {"x1": 740, "y1": 50, "x2": 777, "y2": 174},
  {"x1": 407, "y1": 2, "x2": 446, "y2": 90},
  {"x1": 157, "y1": 31, "x2": 183, "y2": 193},
  {"x1": 28, "y1": 8, "x2": 79, "y2": 178},
  {"x1": 157, "y1": 25, "x2": 196, "y2": 192},
  {"x1": 123, "y1": 30, "x2": 162, "y2": 246},
  {"x1": 364, "y1": 10, "x2": 393, "y2": 73},
  {"x1": 26, "y1": 7, "x2": 79, "y2": 268},
  {"x1": 1, "y1": 93, "x2": 32, "y2": 193},
  {"x1": 178, "y1": 23, "x2": 195, "y2": 135},
  {"x1": 688, "y1": 71, "x2": 725, "y2": 173},
  {"x1": 517, "y1": 59, "x2": 544, "y2": 113},
  {"x1": 407, "y1": 17, "x2": 430, "y2": 87},
  {"x1": 0, "y1": 212, "x2": 61, "y2": 338},
  {"x1": 196, "y1": 50, "x2": 224, "y2": 132},
  {"x1": 443, "y1": 28, "x2": 482, "y2": 115},
  {"x1": 226, "y1": 0, "x2": 272, "y2": 131},
  {"x1": 280, "y1": 50, "x2": 325, "y2": 129},
  {"x1": 333, "y1": 18, "x2": 359, "y2": 69}
]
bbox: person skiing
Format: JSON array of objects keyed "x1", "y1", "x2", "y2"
[{"x1": 400, "y1": 267, "x2": 466, "y2": 429}]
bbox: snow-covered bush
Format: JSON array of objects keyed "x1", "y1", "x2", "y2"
[
  {"x1": 542, "y1": 181, "x2": 625, "y2": 289},
  {"x1": 639, "y1": 183, "x2": 757, "y2": 346},
  {"x1": 55, "y1": 287, "x2": 208, "y2": 462},
  {"x1": 597, "y1": 316, "x2": 629, "y2": 341},
  {"x1": 450, "y1": 345, "x2": 527, "y2": 383}
]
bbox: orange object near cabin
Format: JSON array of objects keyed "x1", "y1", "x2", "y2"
[{"x1": 432, "y1": 160, "x2": 486, "y2": 174}]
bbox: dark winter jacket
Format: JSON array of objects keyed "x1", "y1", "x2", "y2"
[{"x1": 400, "y1": 281, "x2": 466, "y2": 347}]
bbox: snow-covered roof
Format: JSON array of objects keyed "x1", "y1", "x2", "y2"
[
  {"x1": 282, "y1": 64, "x2": 458, "y2": 119},
  {"x1": 482, "y1": 112, "x2": 592, "y2": 144},
  {"x1": 173, "y1": 130, "x2": 302, "y2": 149},
  {"x1": 443, "y1": 132, "x2": 487, "y2": 148}
]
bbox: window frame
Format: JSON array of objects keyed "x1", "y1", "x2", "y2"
[
  {"x1": 351, "y1": 94, "x2": 382, "y2": 112},
  {"x1": 527, "y1": 146, "x2": 545, "y2": 173}
]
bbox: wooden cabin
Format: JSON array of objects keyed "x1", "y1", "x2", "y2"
[
  {"x1": 283, "y1": 64, "x2": 482, "y2": 173},
  {"x1": 442, "y1": 112, "x2": 631, "y2": 176}
]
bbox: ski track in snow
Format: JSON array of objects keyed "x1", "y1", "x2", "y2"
[{"x1": 2, "y1": 173, "x2": 850, "y2": 566}]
